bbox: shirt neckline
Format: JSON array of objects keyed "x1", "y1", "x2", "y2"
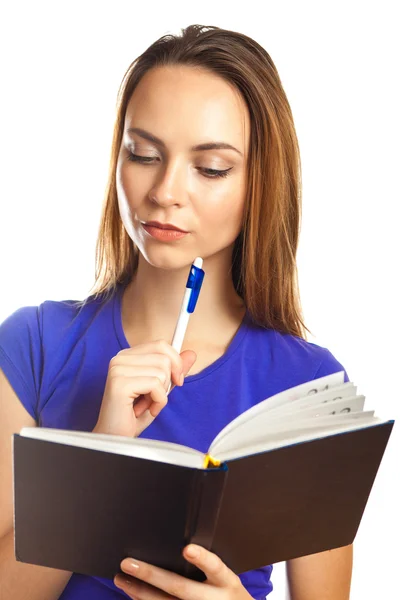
[{"x1": 112, "y1": 281, "x2": 252, "y2": 383}]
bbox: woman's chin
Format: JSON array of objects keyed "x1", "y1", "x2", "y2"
[{"x1": 138, "y1": 245, "x2": 198, "y2": 272}]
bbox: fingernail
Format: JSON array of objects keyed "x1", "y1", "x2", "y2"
[
  {"x1": 180, "y1": 373, "x2": 184, "y2": 386},
  {"x1": 114, "y1": 575, "x2": 131, "y2": 587},
  {"x1": 121, "y1": 558, "x2": 140, "y2": 572},
  {"x1": 186, "y1": 545, "x2": 199, "y2": 558}
]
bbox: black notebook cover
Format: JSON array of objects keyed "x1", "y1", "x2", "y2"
[{"x1": 12, "y1": 420, "x2": 394, "y2": 581}]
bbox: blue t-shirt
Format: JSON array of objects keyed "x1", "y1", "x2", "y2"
[{"x1": 0, "y1": 282, "x2": 349, "y2": 600}]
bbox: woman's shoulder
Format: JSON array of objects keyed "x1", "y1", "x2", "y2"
[
  {"x1": 0, "y1": 285, "x2": 120, "y2": 373},
  {"x1": 0, "y1": 286, "x2": 121, "y2": 421},
  {"x1": 39, "y1": 285, "x2": 121, "y2": 349},
  {"x1": 0, "y1": 286, "x2": 114, "y2": 339},
  {"x1": 244, "y1": 319, "x2": 350, "y2": 382}
]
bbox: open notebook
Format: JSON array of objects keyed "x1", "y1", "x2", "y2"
[
  {"x1": 13, "y1": 370, "x2": 394, "y2": 581},
  {"x1": 19, "y1": 370, "x2": 386, "y2": 468}
]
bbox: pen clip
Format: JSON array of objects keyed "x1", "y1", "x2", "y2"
[{"x1": 186, "y1": 264, "x2": 205, "y2": 313}]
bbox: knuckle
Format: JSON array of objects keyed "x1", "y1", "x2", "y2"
[
  {"x1": 209, "y1": 553, "x2": 223, "y2": 574},
  {"x1": 152, "y1": 370, "x2": 165, "y2": 384},
  {"x1": 156, "y1": 341, "x2": 180, "y2": 370},
  {"x1": 109, "y1": 356, "x2": 118, "y2": 368},
  {"x1": 153, "y1": 375, "x2": 167, "y2": 392},
  {"x1": 108, "y1": 365, "x2": 121, "y2": 379},
  {"x1": 153, "y1": 367, "x2": 168, "y2": 384},
  {"x1": 231, "y1": 573, "x2": 242, "y2": 590},
  {"x1": 157, "y1": 384, "x2": 168, "y2": 404},
  {"x1": 108, "y1": 365, "x2": 118, "y2": 376},
  {"x1": 157, "y1": 339, "x2": 169, "y2": 349},
  {"x1": 159, "y1": 354, "x2": 171, "y2": 370},
  {"x1": 170, "y1": 580, "x2": 189, "y2": 598}
]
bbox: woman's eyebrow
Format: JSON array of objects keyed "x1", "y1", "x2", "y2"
[{"x1": 126, "y1": 127, "x2": 243, "y2": 156}]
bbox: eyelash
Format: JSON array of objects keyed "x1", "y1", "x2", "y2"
[{"x1": 126, "y1": 152, "x2": 232, "y2": 179}]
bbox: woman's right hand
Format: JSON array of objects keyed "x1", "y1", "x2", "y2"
[{"x1": 92, "y1": 340, "x2": 197, "y2": 438}]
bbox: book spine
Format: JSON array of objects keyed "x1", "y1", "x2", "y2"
[{"x1": 182, "y1": 466, "x2": 228, "y2": 580}]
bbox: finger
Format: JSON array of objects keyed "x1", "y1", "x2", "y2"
[
  {"x1": 109, "y1": 365, "x2": 169, "y2": 388},
  {"x1": 118, "y1": 341, "x2": 184, "y2": 379},
  {"x1": 165, "y1": 351, "x2": 197, "y2": 395},
  {"x1": 114, "y1": 574, "x2": 175, "y2": 599},
  {"x1": 183, "y1": 544, "x2": 241, "y2": 589},
  {"x1": 119, "y1": 377, "x2": 168, "y2": 417},
  {"x1": 132, "y1": 395, "x2": 152, "y2": 417},
  {"x1": 118, "y1": 557, "x2": 207, "y2": 600},
  {"x1": 110, "y1": 354, "x2": 182, "y2": 388}
]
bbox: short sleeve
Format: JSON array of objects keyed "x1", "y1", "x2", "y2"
[
  {"x1": 313, "y1": 347, "x2": 350, "y2": 383},
  {"x1": 0, "y1": 306, "x2": 43, "y2": 421}
]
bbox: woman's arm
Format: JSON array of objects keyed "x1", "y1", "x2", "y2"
[
  {"x1": 0, "y1": 369, "x2": 73, "y2": 600},
  {"x1": 285, "y1": 544, "x2": 353, "y2": 600}
]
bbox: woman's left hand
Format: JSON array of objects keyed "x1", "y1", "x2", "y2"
[{"x1": 114, "y1": 544, "x2": 254, "y2": 599}]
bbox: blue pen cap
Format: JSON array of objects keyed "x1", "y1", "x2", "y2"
[{"x1": 186, "y1": 264, "x2": 205, "y2": 313}]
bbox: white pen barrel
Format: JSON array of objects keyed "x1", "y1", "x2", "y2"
[
  {"x1": 166, "y1": 288, "x2": 192, "y2": 395},
  {"x1": 171, "y1": 311, "x2": 190, "y2": 352},
  {"x1": 166, "y1": 259, "x2": 204, "y2": 395},
  {"x1": 171, "y1": 288, "x2": 191, "y2": 352}
]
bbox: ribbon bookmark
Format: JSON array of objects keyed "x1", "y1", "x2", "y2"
[{"x1": 203, "y1": 453, "x2": 221, "y2": 469}]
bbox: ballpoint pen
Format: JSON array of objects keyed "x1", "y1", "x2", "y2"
[{"x1": 166, "y1": 256, "x2": 205, "y2": 394}]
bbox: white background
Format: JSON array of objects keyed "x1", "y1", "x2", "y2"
[{"x1": 0, "y1": 1, "x2": 399, "y2": 598}]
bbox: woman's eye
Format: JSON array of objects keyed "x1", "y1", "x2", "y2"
[
  {"x1": 127, "y1": 153, "x2": 155, "y2": 164},
  {"x1": 126, "y1": 152, "x2": 232, "y2": 179}
]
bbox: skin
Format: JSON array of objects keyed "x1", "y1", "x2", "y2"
[
  {"x1": 114, "y1": 64, "x2": 353, "y2": 598},
  {"x1": 116, "y1": 65, "x2": 248, "y2": 374},
  {"x1": 113, "y1": 543, "x2": 353, "y2": 600}
]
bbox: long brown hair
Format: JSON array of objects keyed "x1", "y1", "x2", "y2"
[{"x1": 79, "y1": 24, "x2": 312, "y2": 340}]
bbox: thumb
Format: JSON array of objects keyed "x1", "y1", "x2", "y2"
[{"x1": 180, "y1": 349, "x2": 197, "y2": 377}]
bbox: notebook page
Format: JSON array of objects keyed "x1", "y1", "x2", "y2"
[
  {"x1": 266, "y1": 383, "x2": 357, "y2": 415},
  {"x1": 211, "y1": 395, "x2": 366, "y2": 455},
  {"x1": 216, "y1": 415, "x2": 385, "y2": 462},
  {"x1": 19, "y1": 427, "x2": 205, "y2": 469},
  {"x1": 211, "y1": 371, "x2": 346, "y2": 449},
  {"x1": 266, "y1": 395, "x2": 366, "y2": 422},
  {"x1": 211, "y1": 383, "x2": 357, "y2": 450},
  {"x1": 210, "y1": 409, "x2": 375, "y2": 456}
]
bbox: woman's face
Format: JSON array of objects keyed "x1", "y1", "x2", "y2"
[{"x1": 116, "y1": 65, "x2": 250, "y2": 270}]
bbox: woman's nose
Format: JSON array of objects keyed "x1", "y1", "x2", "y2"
[{"x1": 148, "y1": 160, "x2": 189, "y2": 207}]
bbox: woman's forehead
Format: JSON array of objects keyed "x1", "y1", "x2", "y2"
[{"x1": 125, "y1": 66, "x2": 250, "y2": 156}]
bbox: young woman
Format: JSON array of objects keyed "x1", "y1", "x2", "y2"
[{"x1": 0, "y1": 24, "x2": 353, "y2": 600}]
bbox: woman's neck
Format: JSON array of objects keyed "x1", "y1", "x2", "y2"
[{"x1": 120, "y1": 252, "x2": 246, "y2": 353}]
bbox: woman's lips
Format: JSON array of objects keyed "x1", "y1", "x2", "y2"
[{"x1": 142, "y1": 224, "x2": 189, "y2": 241}]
